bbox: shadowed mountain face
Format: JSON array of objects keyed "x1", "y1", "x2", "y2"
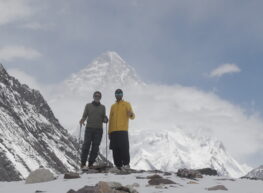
[{"x1": 0, "y1": 64, "x2": 80, "y2": 181}]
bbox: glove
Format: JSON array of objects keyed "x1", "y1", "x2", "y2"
[{"x1": 103, "y1": 116, "x2": 109, "y2": 123}]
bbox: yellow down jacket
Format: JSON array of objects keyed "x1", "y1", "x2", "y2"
[{"x1": 109, "y1": 100, "x2": 135, "y2": 133}]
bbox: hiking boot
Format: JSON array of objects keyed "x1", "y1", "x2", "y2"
[
  {"x1": 80, "y1": 164, "x2": 86, "y2": 170},
  {"x1": 108, "y1": 167, "x2": 122, "y2": 173},
  {"x1": 122, "y1": 165, "x2": 130, "y2": 171}
]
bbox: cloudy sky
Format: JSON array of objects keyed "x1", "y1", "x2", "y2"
[{"x1": 0, "y1": 0, "x2": 262, "y2": 167}]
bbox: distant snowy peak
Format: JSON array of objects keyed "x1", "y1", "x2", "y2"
[
  {"x1": 243, "y1": 165, "x2": 263, "y2": 180},
  {"x1": 130, "y1": 129, "x2": 249, "y2": 178},
  {"x1": 65, "y1": 51, "x2": 144, "y2": 93}
]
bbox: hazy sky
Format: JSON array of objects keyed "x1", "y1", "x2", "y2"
[
  {"x1": 0, "y1": 0, "x2": 262, "y2": 167},
  {"x1": 0, "y1": 0, "x2": 262, "y2": 115}
]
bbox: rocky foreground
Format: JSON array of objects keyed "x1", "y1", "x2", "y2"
[{"x1": 0, "y1": 167, "x2": 262, "y2": 193}]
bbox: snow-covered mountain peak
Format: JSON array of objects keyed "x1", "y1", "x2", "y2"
[
  {"x1": 93, "y1": 51, "x2": 126, "y2": 65},
  {"x1": 64, "y1": 51, "x2": 143, "y2": 93}
]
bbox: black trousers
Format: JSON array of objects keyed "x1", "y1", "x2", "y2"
[
  {"x1": 81, "y1": 127, "x2": 103, "y2": 166},
  {"x1": 110, "y1": 131, "x2": 130, "y2": 167}
]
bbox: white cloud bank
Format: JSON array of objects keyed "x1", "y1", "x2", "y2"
[
  {"x1": 209, "y1": 64, "x2": 241, "y2": 78},
  {"x1": 0, "y1": 46, "x2": 42, "y2": 62},
  {"x1": 0, "y1": 0, "x2": 32, "y2": 25}
]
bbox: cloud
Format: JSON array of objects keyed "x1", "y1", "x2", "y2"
[
  {"x1": 0, "y1": 0, "x2": 32, "y2": 25},
  {"x1": 0, "y1": 46, "x2": 42, "y2": 62},
  {"x1": 209, "y1": 64, "x2": 241, "y2": 78},
  {"x1": 20, "y1": 22, "x2": 55, "y2": 30},
  {"x1": 44, "y1": 79, "x2": 263, "y2": 168}
]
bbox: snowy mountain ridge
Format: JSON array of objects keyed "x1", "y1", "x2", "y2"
[
  {"x1": 243, "y1": 165, "x2": 263, "y2": 180},
  {"x1": 0, "y1": 64, "x2": 80, "y2": 181},
  {"x1": 129, "y1": 128, "x2": 249, "y2": 178}
]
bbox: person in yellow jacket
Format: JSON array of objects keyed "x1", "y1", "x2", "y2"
[{"x1": 109, "y1": 89, "x2": 135, "y2": 170}]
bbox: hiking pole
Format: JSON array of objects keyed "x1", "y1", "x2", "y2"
[
  {"x1": 78, "y1": 124, "x2": 82, "y2": 165},
  {"x1": 105, "y1": 122, "x2": 108, "y2": 166}
]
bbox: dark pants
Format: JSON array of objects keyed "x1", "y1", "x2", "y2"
[
  {"x1": 81, "y1": 127, "x2": 103, "y2": 166},
  {"x1": 110, "y1": 131, "x2": 130, "y2": 168}
]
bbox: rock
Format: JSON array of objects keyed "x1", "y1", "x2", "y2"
[
  {"x1": 115, "y1": 186, "x2": 130, "y2": 192},
  {"x1": 177, "y1": 168, "x2": 203, "y2": 179},
  {"x1": 107, "y1": 181, "x2": 123, "y2": 189},
  {"x1": 64, "y1": 172, "x2": 80, "y2": 179},
  {"x1": 206, "y1": 185, "x2": 228, "y2": 191},
  {"x1": 67, "y1": 181, "x2": 139, "y2": 193},
  {"x1": 196, "y1": 168, "x2": 218, "y2": 176},
  {"x1": 147, "y1": 174, "x2": 163, "y2": 179},
  {"x1": 148, "y1": 178, "x2": 176, "y2": 185},
  {"x1": 83, "y1": 169, "x2": 100, "y2": 174},
  {"x1": 187, "y1": 181, "x2": 198, "y2": 184},
  {"x1": 25, "y1": 168, "x2": 56, "y2": 184},
  {"x1": 125, "y1": 185, "x2": 139, "y2": 193},
  {"x1": 67, "y1": 186, "x2": 96, "y2": 193},
  {"x1": 163, "y1": 172, "x2": 172, "y2": 176},
  {"x1": 148, "y1": 170, "x2": 163, "y2": 174},
  {"x1": 216, "y1": 178, "x2": 236, "y2": 182},
  {"x1": 108, "y1": 167, "x2": 122, "y2": 174},
  {"x1": 115, "y1": 170, "x2": 131, "y2": 175},
  {"x1": 136, "y1": 176, "x2": 146, "y2": 179},
  {"x1": 96, "y1": 181, "x2": 115, "y2": 193},
  {"x1": 131, "y1": 183, "x2": 140, "y2": 188}
]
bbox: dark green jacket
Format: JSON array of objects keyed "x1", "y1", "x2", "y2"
[{"x1": 81, "y1": 102, "x2": 106, "y2": 129}]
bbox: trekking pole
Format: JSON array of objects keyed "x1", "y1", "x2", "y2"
[
  {"x1": 105, "y1": 122, "x2": 108, "y2": 166},
  {"x1": 78, "y1": 124, "x2": 82, "y2": 164}
]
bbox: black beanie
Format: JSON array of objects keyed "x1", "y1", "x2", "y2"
[{"x1": 115, "y1": 89, "x2": 123, "y2": 94}]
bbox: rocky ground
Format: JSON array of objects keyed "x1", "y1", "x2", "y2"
[{"x1": 0, "y1": 167, "x2": 262, "y2": 193}]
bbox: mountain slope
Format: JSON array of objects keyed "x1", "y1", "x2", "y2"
[
  {"x1": 0, "y1": 64, "x2": 80, "y2": 181},
  {"x1": 243, "y1": 165, "x2": 263, "y2": 180}
]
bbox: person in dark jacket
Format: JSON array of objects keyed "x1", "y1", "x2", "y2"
[{"x1": 79, "y1": 91, "x2": 108, "y2": 169}]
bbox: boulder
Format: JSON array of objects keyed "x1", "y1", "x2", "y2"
[
  {"x1": 196, "y1": 168, "x2": 218, "y2": 176},
  {"x1": 206, "y1": 185, "x2": 228, "y2": 191},
  {"x1": 25, "y1": 168, "x2": 56, "y2": 184},
  {"x1": 177, "y1": 168, "x2": 203, "y2": 179},
  {"x1": 148, "y1": 178, "x2": 176, "y2": 185},
  {"x1": 67, "y1": 186, "x2": 96, "y2": 193},
  {"x1": 64, "y1": 172, "x2": 80, "y2": 179},
  {"x1": 187, "y1": 181, "x2": 198, "y2": 184},
  {"x1": 67, "y1": 181, "x2": 139, "y2": 193},
  {"x1": 107, "y1": 181, "x2": 123, "y2": 189},
  {"x1": 163, "y1": 172, "x2": 172, "y2": 176},
  {"x1": 147, "y1": 174, "x2": 163, "y2": 179},
  {"x1": 96, "y1": 181, "x2": 115, "y2": 193}
]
